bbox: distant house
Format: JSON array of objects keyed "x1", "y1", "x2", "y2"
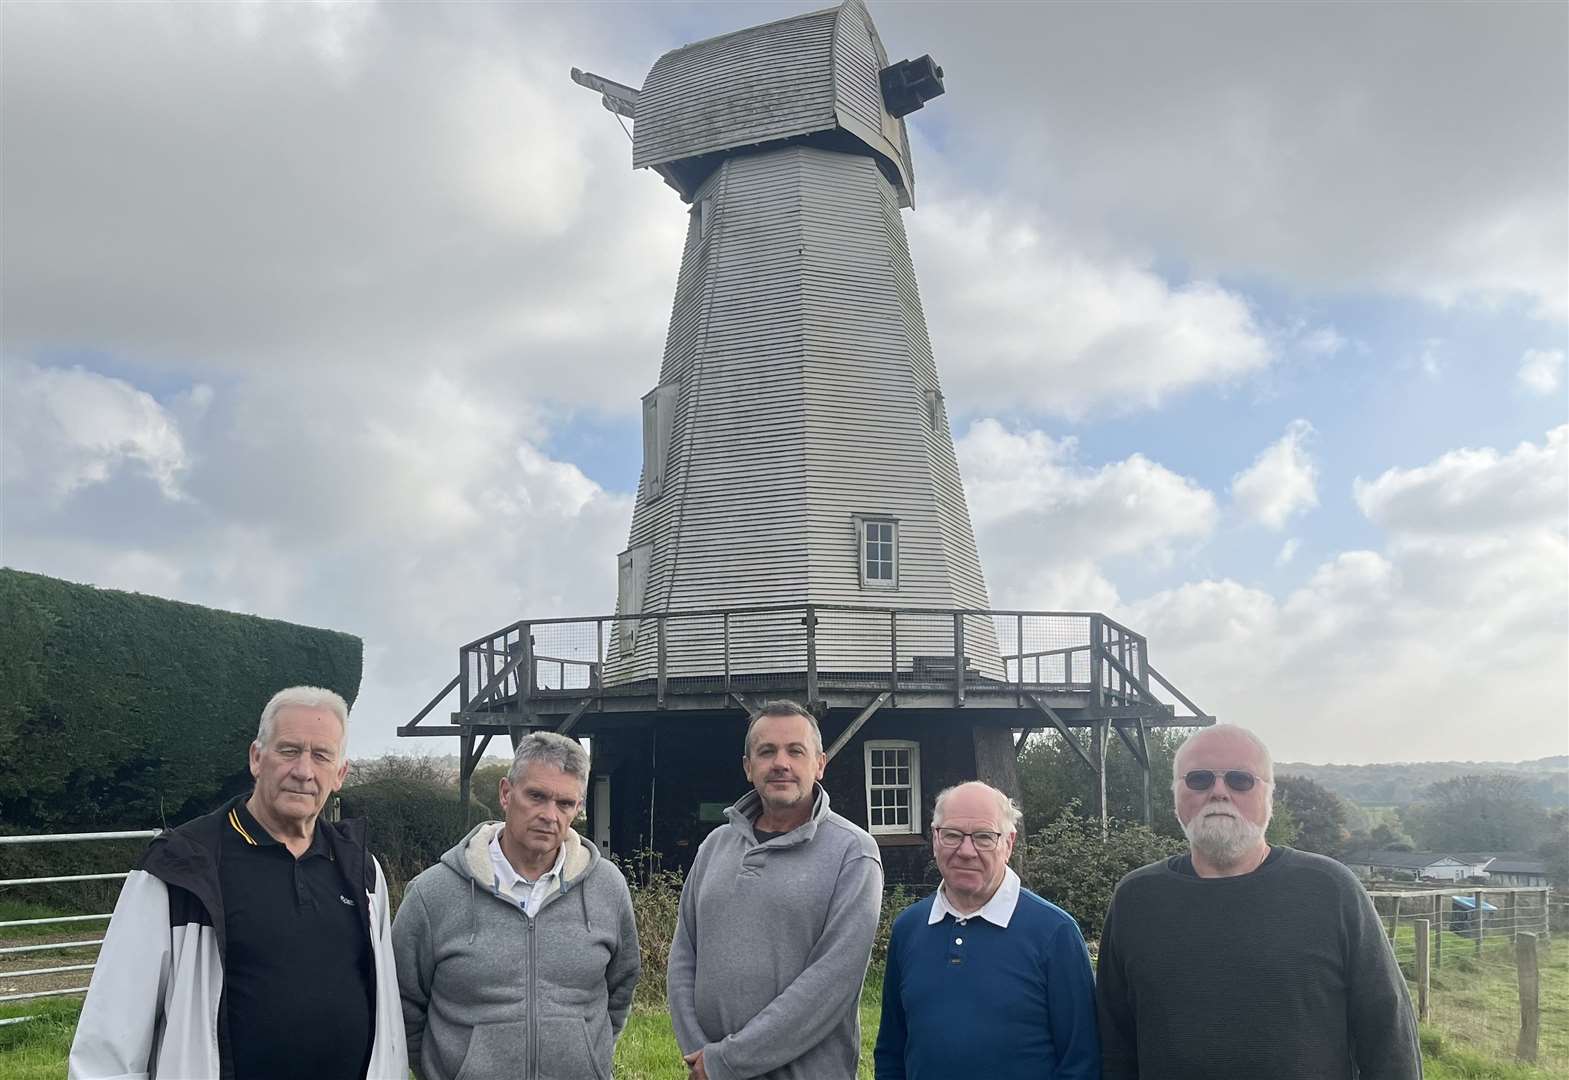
[
  {"x1": 1465, "y1": 854, "x2": 1551, "y2": 887},
  {"x1": 1341, "y1": 851, "x2": 1477, "y2": 881}
]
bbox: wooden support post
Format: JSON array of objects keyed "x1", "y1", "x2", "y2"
[
  {"x1": 1433, "y1": 893, "x2": 1442, "y2": 969},
  {"x1": 953, "y1": 614, "x2": 966, "y2": 708},
  {"x1": 1137, "y1": 720, "x2": 1152, "y2": 826},
  {"x1": 459, "y1": 731, "x2": 475, "y2": 825},
  {"x1": 1475, "y1": 890, "x2": 1485, "y2": 955},
  {"x1": 1015, "y1": 613, "x2": 1025, "y2": 705},
  {"x1": 1506, "y1": 890, "x2": 1517, "y2": 943},
  {"x1": 1390, "y1": 895, "x2": 1401, "y2": 943},
  {"x1": 656, "y1": 617, "x2": 668, "y2": 708},
  {"x1": 804, "y1": 606, "x2": 819, "y2": 707},
  {"x1": 521, "y1": 629, "x2": 535, "y2": 703},
  {"x1": 1093, "y1": 720, "x2": 1108, "y2": 838},
  {"x1": 723, "y1": 612, "x2": 731, "y2": 694},
  {"x1": 1414, "y1": 918, "x2": 1430, "y2": 1022},
  {"x1": 1516, "y1": 932, "x2": 1540, "y2": 1063}
]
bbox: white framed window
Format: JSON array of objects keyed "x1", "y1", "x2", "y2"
[
  {"x1": 855, "y1": 515, "x2": 898, "y2": 588},
  {"x1": 864, "y1": 740, "x2": 921, "y2": 835}
]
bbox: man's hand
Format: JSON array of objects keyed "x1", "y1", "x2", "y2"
[{"x1": 683, "y1": 1047, "x2": 709, "y2": 1080}]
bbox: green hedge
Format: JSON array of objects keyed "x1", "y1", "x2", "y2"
[
  {"x1": 339, "y1": 779, "x2": 488, "y2": 908},
  {"x1": 0, "y1": 568, "x2": 362, "y2": 832}
]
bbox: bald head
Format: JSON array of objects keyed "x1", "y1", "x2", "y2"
[{"x1": 932, "y1": 781, "x2": 1023, "y2": 835}]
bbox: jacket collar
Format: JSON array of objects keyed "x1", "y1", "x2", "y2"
[{"x1": 724, "y1": 783, "x2": 830, "y2": 847}]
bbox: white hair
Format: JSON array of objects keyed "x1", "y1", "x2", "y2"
[
  {"x1": 256, "y1": 686, "x2": 349, "y2": 754},
  {"x1": 931, "y1": 781, "x2": 1023, "y2": 835},
  {"x1": 1171, "y1": 724, "x2": 1274, "y2": 786}
]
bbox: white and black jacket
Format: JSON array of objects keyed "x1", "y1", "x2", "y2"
[{"x1": 67, "y1": 796, "x2": 407, "y2": 1080}]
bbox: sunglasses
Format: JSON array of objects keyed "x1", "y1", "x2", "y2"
[{"x1": 1182, "y1": 769, "x2": 1266, "y2": 793}]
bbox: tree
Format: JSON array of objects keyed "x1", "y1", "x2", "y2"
[
  {"x1": 1403, "y1": 773, "x2": 1551, "y2": 852},
  {"x1": 1016, "y1": 727, "x2": 1193, "y2": 840},
  {"x1": 1014, "y1": 805, "x2": 1185, "y2": 941},
  {"x1": 1272, "y1": 775, "x2": 1349, "y2": 853},
  {"x1": 1265, "y1": 801, "x2": 1299, "y2": 847},
  {"x1": 1539, "y1": 809, "x2": 1569, "y2": 888}
]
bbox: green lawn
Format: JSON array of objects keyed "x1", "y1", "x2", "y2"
[{"x1": 3, "y1": 939, "x2": 1562, "y2": 1080}]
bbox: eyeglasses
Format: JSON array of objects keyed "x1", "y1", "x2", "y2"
[
  {"x1": 1182, "y1": 769, "x2": 1267, "y2": 793},
  {"x1": 934, "y1": 827, "x2": 1003, "y2": 851}
]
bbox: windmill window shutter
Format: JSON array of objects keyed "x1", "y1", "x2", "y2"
[
  {"x1": 616, "y1": 544, "x2": 652, "y2": 653},
  {"x1": 641, "y1": 383, "x2": 679, "y2": 502}
]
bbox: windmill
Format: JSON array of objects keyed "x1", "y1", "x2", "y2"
[{"x1": 405, "y1": 1, "x2": 1212, "y2": 878}]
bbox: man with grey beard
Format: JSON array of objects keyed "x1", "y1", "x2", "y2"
[{"x1": 1095, "y1": 724, "x2": 1420, "y2": 1079}]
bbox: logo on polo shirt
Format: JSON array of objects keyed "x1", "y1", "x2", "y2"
[{"x1": 339, "y1": 894, "x2": 356, "y2": 907}]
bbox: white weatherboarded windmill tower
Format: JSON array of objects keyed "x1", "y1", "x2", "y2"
[
  {"x1": 406, "y1": 1, "x2": 1212, "y2": 881},
  {"x1": 590, "y1": 0, "x2": 1000, "y2": 683}
]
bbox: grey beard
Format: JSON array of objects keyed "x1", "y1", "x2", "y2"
[{"x1": 1184, "y1": 810, "x2": 1267, "y2": 867}]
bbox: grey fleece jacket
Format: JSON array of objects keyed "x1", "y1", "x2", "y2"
[
  {"x1": 667, "y1": 785, "x2": 884, "y2": 1080},
  {"x1": 392, "y1": 822, "x2": 640, "y2": 1080}
]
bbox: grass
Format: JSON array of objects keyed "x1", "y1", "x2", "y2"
[
  {"x1": 3, "y1": 935, "x2": 1563, "y2": 1080},
  {"x1": 0, "y1": 899, "x2": 104, "y2": 943}
]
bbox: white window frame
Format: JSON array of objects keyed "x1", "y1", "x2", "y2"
[
  {"x1": 854, "y1": 515, "x2": 899, "y2": 589},
  {"x1": 864, "y1": 740, "x2": 921, "y2": 836}
]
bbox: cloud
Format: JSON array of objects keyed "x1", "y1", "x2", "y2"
[
  {"x1": 1125, "y1": 428, "x2": 1568, "y2": 761},
  {"x1": 892, "y1": 2, "x2": 1567, "y2": 320},
  {"x1": 1275, "y1": 538, "x2": 1300, "y2": 566},
  {"x1": 1230, "y1": 419, "x2": 1319, "y2": 529},
  {"x1": 912, "y1": 203, "x2": 1272, "y2": 417},
  {"x1": 956, "y1": 418, "x2": 1216, "y2": 607},
  {"x1": 1353, "y1": 426, "x2": 1567, "y2": 540},
  {"x1": 1297, "y1": 326, "x2": 1347, "y2": 357},
  {"x1": 1, "y1": 359, "x2": 195, "y2": 503},
  {"x1": 1517, "y1": 349, "x2": 1565, "y2": 396}
]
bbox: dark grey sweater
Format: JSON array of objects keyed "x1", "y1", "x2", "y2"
[{"x1": 1096, "y1": 846, "x2": 1421, "y2": 1079}]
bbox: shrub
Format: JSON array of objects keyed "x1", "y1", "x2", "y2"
[
  {"x1": 619, "y1": 852, "x2": 685, "y2": 1009},
  {"x1": 339, "y1": 778, "x2": 488, "y2": 909},
  {"x1": 1014, "y1": 804, "x2": 1185, "y2": 941}
]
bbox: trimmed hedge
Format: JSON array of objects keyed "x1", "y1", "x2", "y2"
[
  {"x1": 0, "y1": 568, "x2": 362, "y2": 832},
  {"x1": 338, "y1": 779, "x2": 489, "y2": 908}
]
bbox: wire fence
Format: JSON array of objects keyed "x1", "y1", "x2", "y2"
[{"x1": 1370, "y1": 886, "x2": 1562, "y2": 1070}]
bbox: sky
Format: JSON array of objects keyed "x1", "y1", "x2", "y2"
[{"x1": 2, "y1": 1, "x2": 1565, "y2": 765}]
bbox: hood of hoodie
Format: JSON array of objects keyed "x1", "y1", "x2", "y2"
[
  {"x1": 439, "y1": 820, "x2": 598, "y2": 911},
  {"x1": 723, "y1": 782, "x2": 831, "y2": 847}
]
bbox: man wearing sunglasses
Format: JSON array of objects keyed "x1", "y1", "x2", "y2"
[
  {"x1": 874, "y1": 781, "x2": 1098, "y2": 1079},
  {"x1": 1096, "y1": 724, "x2": 1420, "y2": 1079}
]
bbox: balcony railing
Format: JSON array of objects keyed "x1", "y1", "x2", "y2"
[{"x1": 404, "y1": 604, "x2": 1206, "y2": 733}]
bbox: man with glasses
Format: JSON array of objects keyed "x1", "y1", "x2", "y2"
[
  {"x1": 1096, "y1": 724, "x2": 1420, "y2": 1079},
  {"x1": 874, "y1": 781, "x2": 1098, "y2": 1079}
]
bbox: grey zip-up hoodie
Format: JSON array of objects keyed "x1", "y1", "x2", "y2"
[
  {"x1": 392, "y1": 822, "x2": 640, "y2": 1080},
  {"x1": 667, "y1": 785, "x2": 884, "y2": 1080}
]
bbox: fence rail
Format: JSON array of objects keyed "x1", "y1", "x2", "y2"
[
  {"x1": 0, "y1": 829, "x2": 156, "y2": 1008},
  {"x1": 408, "y1": 603, "x2": 1199, "y2": 731}
]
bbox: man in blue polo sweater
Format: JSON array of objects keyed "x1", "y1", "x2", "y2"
[{"x1": 874, "y1": 781, "x2": 1099, "y2": 1080}]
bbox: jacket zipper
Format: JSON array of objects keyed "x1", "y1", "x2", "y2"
[{"x1": 527, "y1": 913, "x2": 537, "y2": 1080}]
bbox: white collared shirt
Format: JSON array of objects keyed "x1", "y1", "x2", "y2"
[
  {"x1": 488, "y1": 829, "x2": 566, "y2": 918},
  {"x1": 929, "y1": 865, "x2": 1022, "y2": 928}
]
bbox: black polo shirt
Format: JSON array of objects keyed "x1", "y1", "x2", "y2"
[{"x1": 219, "y1": 800, "x2": 374, "y2": 1080}]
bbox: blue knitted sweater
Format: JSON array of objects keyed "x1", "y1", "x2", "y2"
[{"x1": 874, "y1": 886, "x2": 1100, "y2": 1079}]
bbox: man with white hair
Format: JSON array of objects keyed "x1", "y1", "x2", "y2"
[
  {"x1": 1096, "y1": 724, "x2": 1421, "y2": 1079},
  {"x1": 70, "y1": 686, "x2": 407, "y2": 1080},
  {"x1": 873, "y1": 780, "x2": 1098, "y2": 1079}
]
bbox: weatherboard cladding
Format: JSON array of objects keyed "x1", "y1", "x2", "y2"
[
  {"x1": 632, "y1": 1, "x2": 915, "y2": 206},
  {"x1": 607, "y1": 145, "x2": 998, "y2": 683}
]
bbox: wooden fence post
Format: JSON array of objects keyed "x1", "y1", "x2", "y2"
[
  {"x1": 1432, "y1": 893, "x2": 1442, "y2": 969},
  {"x1": 1506, "y1": 890, "x2": 1517, "y2": 943},
  {"x1": 1389, "y1": 895, "x2": 1402, "y2": 943},
  {"x1": 1516, "y1": 932, "x2": 1539, "y2": 1063},
  {"x1": 1414, "y1": 918, "x2": 1430, "y2": 1022}
]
